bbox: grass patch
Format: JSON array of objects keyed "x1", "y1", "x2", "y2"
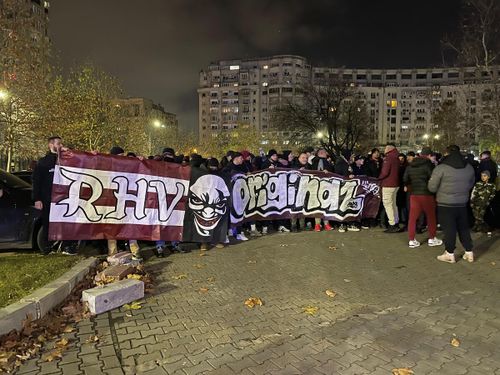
[{"x1": 0, "y1": 254, "x2": 82, "y2": 308}]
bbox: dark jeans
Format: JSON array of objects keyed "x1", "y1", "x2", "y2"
[
  {"x1": 41, "y1": 202, "x2": 77, "y2": 252},
  {"x1": 438, "y1": 206, "x2": 473, "y2": 253}
]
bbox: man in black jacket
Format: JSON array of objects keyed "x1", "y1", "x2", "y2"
[
  {"x1": 403, "y1": 147, "x2": 442, "y2": 249},
  {"x1": 477, "y1": 151, "x2": 498, "y2": 183},
  {"x1": 32, "y1": 136, "x2": 77, "y2": 255}
]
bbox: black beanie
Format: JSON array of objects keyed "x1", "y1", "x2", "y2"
[{"x1": 110, "y1": 146, "x2": 124, "y2": 155}]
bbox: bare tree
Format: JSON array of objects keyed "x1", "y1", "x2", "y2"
[
  {"x1": 442, "y1": 0, "x2": 500, "y2": 154},
  {"x1": 271, "y1": 80, "x2": 369, "y2": 156}
]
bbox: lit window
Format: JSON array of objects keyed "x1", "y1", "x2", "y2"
[
  {"x1": 387, "y1": 100, "x2": 397, "y2": 108},
  {"x1": 262, "y1": 82, "x2": 268, "y2": 87},
  {"x1": 230, "y1": 65, "x2": 240, "y2": 70},
  {"x1": 263, "y1": 65, "x2": 269, "y2": 69},
  {"x1": 233, "y1": 83, "x2": 239, "y2": 87},
  {"x1": 213, "y1": 84, "x2": 219, "y2": 88}
]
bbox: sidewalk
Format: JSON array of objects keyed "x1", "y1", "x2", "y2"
[{"x1": 14, "y1": 228, "x2": 500, "y2": 374}]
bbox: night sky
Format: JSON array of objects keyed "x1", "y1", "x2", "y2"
[{"x1": 50, "y1": 0, "x2": 462, "y2": 132}]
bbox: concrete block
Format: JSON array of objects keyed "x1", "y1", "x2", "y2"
[
  {"x1": 82, "y1": 279, "x2": 144, "y2": 315},
  {"x1": 0, "y1": 301, "x2": 37, "y2": 336},
  {"x1": 107, "y1": 251, "x2": 133, "y2": 266}
]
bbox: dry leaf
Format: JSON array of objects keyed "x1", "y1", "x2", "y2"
[
  {"x1": 244, "y1": 297, "x2": 263, "y2": 308},
  {"x1": 325, "y1": 290, "x2": 337, "y2": 298},
  {"x1": 43, "y1": 349, "x2": 63, "y2": 362},
  {"x1": 55, "y1": 338, "x2": 69, "y2": 348},
  {"x1": 172, "y1": 274, "x2": 187, "y2": 280},
  {"x1": 329, "y1": 245, "x2": 337, "y2": 251},
  {"x1": 127, "y1": 274, "x2": 142, "y2": 280},
  {"x1": 303, "y1": 306, "x2": 319, "y2": 315},
  {"x1": 392, "y1": 368, "x2": 414, "y2": 375},
  {"x1": 207, "y1": 277, "x2": 215, "y2": 282},
  {"x1": 199, "y1": 287, "x2": 209, "y2": 293},
  {"x1": 343, "y1": 279, "x2": 351, "y2": 283},
  {"x1": 491, "y1": 261, "x2": 496, "y2": 266},
  {"x1": 85, "y1": 335, "x2": 100, "y2": 344},
  {"x1": 247, "y1": 260, "x2": 257, "y2": 264},
  {"x1": 37, "y1": 335, "x2": 46, "y2": 343},
  {"x1": 124, "y1": 302, "x2": 142, "y2": 310},
  {"x1": 63, "y1": 326, "x2": 74, "y2": 333},
  {"x1": 451, "y1": 337, "x2": 460, "y2": 347}
]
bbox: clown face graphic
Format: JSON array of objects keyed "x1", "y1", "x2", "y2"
[{"x1": 188, "y1": 175, "x2": 230, "y2": 236}]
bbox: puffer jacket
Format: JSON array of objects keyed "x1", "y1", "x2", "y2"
[
  {"x1": 428, "y1": 152, "x2": 475, "y2": 207},
  {"x1": 403, "y1": 157, "x2": 434, "y2": 195}
]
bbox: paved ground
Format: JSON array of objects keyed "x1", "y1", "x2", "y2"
[{"x1": 13, "y1": 227, "x2": 500, "y2": 375}]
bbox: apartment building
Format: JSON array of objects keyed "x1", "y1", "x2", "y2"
[
  {"x1": 112, "y1": 97, "x2": 178, "y2": 130},
  {"x1": 198, "y1": 55, "x2": 498, "y2": 151}
]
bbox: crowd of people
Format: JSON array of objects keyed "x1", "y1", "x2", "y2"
[{"x1": 30, "y1": 136, "x2": 499, "y2": 264}]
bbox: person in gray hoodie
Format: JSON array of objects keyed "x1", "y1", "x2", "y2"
[{"x1": 428, "y1": 145, "x2": 476, "y2": 263}]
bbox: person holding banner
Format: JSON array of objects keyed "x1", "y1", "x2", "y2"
[
  {"x1": 32, "y1": 136, "x2": 78, "y2": 255},
  {"x1": 310, "y1": 148, "x2": 334, "y2": 232}
]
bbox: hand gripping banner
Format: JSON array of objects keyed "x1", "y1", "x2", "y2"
[{"x1": 49, "y1": 152, "x2": 381, "y2": 241}]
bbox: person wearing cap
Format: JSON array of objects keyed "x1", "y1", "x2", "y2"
[
  {"x1": 470, "y1": 170, "x2": 496, "y2": 233},
  {"x1": 403, "y1": 147, "x2": 442, "y2": 249},
  {"x1": 261, "y1": 149, "x2": 281, "y2": 169},
  {"x1": 162, "y1": 147, "x2": 176, "y2": 163},
  {"x1": 428, "y1": 145, "x2": 476, "y2": 263}
]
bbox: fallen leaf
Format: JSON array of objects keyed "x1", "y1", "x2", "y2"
[
  {"x1": 37, "y1": 335, "x2": 46, "y2": 343},
  {"x1": 325, "y1": 290, "x2": 337, "y2": 298},
  {"x1": 392, "y1": 368, "x2": 414, "y2": 375},
  {"x1": 63, "y1": 326, "x2": 74, "y2": 333},
  {"x1": 491, "y1": 261, "x2": 496, "y2": 266},
  {"x1": 125, "y1": 312, "x2": 132, "y2": 317},
  {"x1": 303, "y1": 306, "x2": 319, "y2": 315},
  {"x1": 123, "y1": 301, "x2": 142, "y2": 310},
  {"x1": 247, "y1": 260, "x2": 257, "y2": 264},
  {"x1": 451, "y1": 337, "x2": 460, "y2": 347},
  {"x1": 55, "y1": 338, "x2": 69, "y2": 348},
  {"x1": 207, "y1": 277, "x2": 215, "y2": 282},
  {"x1": 172, "y1": 274, "x2": 188, "y2": 280},
  {"x1": 43, "y1": 349, "x2": 63, "y2": 362},
  {"x1": 127, "y1": 274, "x2": 142, "y2": 280},
  {"x1": 199, "y1": 287, "x2": 209, "y2": 293},
  {"x1": 85, "y1": 335, "x2": 100, "y2": 344},
  {"x1": 329, "y1": 245, "x2": 337, "y2": 251},
  {"x1": 343, "y1": 279, "x2": 351, "y2": 283},
  {"x1": 244, "y1": 297, "x2": 263, "y2": 308}
]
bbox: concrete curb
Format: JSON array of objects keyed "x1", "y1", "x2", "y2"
[{"x1": 0, "y1": 257, "x2": 98, "y2": 337}]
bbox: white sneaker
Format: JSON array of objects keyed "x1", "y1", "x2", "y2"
[
  {"x1": 224, "y1": 236, "x2": 230, "y2": 244},
  {"x1": 462, "y1": 251, "x2": 474, "y2": 263},
  {"x1": 236, "y1": 233, "x2": 249, "y2": 241},
  {"x1": 428, "y1": 237, "x2": 443, "y2": 247},
  {"x1": 437, "y1": 251, "x2": 456, "y2": 263},
  {"x1": 409, "y1": 240, "x2": 421, "y2": 248},
  {"x1": 338, "y1": 224, "x2": 347, "y2": 233},
  {"x1": 347, "y1": 225, "x2": 360, "y2": 232},
  {"x1": 278, "y1": 225, "x2": 290, "y2": 233},
  {"x1": 228, "y1": 230, "x2": 234, "y2": 237},
  {"x1": 262, "y1": 226, "x2": 268, "y2": 235}
]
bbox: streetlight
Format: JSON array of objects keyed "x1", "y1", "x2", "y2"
[
  {"x1": 434, "y1": 134, "x2": 440, "y2": 140},
  {"x1": 153, "y1": 119, "x2": 161, "y2": 128},
  {"x1": 316, "y1": 131, "x2": 324, "y2": 138},
  {"x1": 0, "y1": 90, "x2": 8, "y2": 100},
  {"x1": 423, "y1": 134, "x2": 430, "y2": 140}
]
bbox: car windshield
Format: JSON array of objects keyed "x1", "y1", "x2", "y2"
[{"x1": 0, "y1": 169, "x2": 31, "y2": 189}]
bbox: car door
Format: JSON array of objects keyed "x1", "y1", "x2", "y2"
[{"x1": 0, "y1": 173, "x2": 33, "y2": 245}]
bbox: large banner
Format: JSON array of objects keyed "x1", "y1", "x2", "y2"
[{"x1": 49, "y1": 152, "x2": 380, "y2": 241}]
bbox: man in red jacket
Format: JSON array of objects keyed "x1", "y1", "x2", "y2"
[{"x1": 378, "y1": 143, "x2": 402, "y2": 233}]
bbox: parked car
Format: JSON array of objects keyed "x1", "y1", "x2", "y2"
[
  {"x1": 12, "y1": 170, "x2": 33, "y2": 185},
  {"x1": 0, "y1": 169, "x2": 43, "y2": 250}
]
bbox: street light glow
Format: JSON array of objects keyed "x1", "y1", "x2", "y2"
[
  {"x1": 423, "y1": 134, "x2": 430, "y2": 140},
  {"x1": 434, "y1": 134, "x2": 440, "y2": 140},
  {"x1": 317, "y1": 131, "x2": 324, "y2": 138},
  {"x1": 153, "y1": 120, "x2": 161, "y2": 127},
  {"x1": 0, "y1": 90, "x2": 8, "y2": 100}
]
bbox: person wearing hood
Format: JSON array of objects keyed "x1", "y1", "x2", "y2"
[
  {"x1": 261, "y1": 149, "x2": 282, "y2": 169},
  {"x1": 477, "y1": 150, "x2": 498, "y2": 183},
  {"x1": 378, "y1": 143, "x2": 402, "y2": 233},
  {"x1": 470, "y1": 170, "x2": 496, "y2": 233},
  {"x1": 311, "y1": 148, "x2": 334, "y2": 172},
  {"x1": 428, "y1": 145, "x2": 476, "y2": 263},
  {"x1": 403, "y1": 147, "x2": 442, "y2": 249}
]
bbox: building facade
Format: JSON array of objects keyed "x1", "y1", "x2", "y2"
[
  {"x1": 112, "y1": 97, "x2": 178, "y2": 130},
  {"x1": 198, "y1": 55, "x2": 498, "y2": 151}
]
